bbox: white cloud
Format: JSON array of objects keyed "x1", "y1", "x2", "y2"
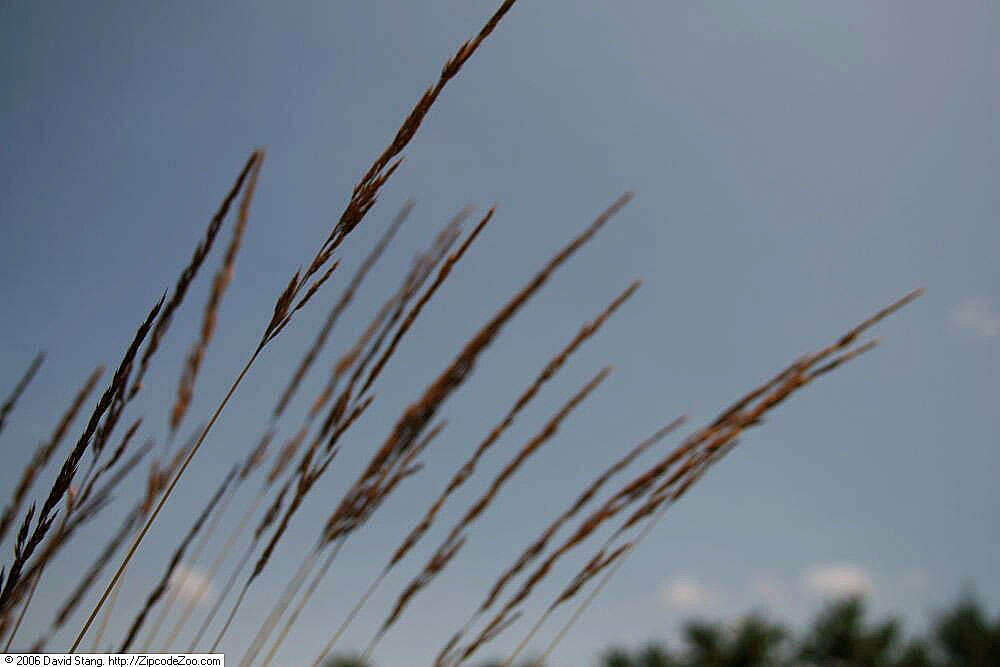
[
  {"x1": 662, "y1": 576, "x2": 716, "y2": 611},
  {"x1": 168, "y1": 564, "x2": 215, "y2": 606},
  {"x1": 951, "y1": 297, "x2": 1000, "y2": 338},
  {"x1": 802, "y1": 563, "x2": 874, "y2": 598}
]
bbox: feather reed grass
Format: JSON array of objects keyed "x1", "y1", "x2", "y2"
[
  {"x1": 119, "y1": 466, "x2": 238, "y2": 651},
  {"x1": 363, "y1": 367, "x2": 611, "y2": 662},
  {"x1": 0, "y1": 1, "x2": 929, "y2": 662},
  {"x1": 129, "y1": 155, "x2": 265, "y2": 649},
  {"x1": 274, "y1": 201, "x2": 413, "y2": 421},
  {"x1": 158, "y1": 429, "x2": 273, "y2": 648},
  {"x1": 140, "y1": 478, "x2": 236, "y2": 651},
  {"x1": 489, "y1": 290, "x2": 923, "y2": 667},
  {"x1": 322, "y1": 192, "x2": 631, "y2": 554},
  {"x1": 303, "y1": 281, "x2": 641, "y2": 663},
  {"x1": 144, "y1": 429, "x2": 272, "y2": 651},
  {"x1": 0, "y1": 295, "x2": 163, "y2": 617},
  {"x1": 70, "y1": 146, "x2": 262, "y2": 649},
  {"x1": 128, "y1": 153, "x2": 260, "y2": 402},
  {"x1": 436, "y1": 415, "x2": 688, "y2": 665},
  {"x1": 250, "y1": 210, "x2": 497, "y2": 664},
  {"x1": 33, "y1": 432, "x2": 195, "y2": 652},
  {"x1": 0, "y1": 352, "x2": 44, "y2": 441},
  {"x1": 3, "y1": 419, "x2": 148, "y2": 649},
  {"x1": 214, "y1": 211, "x2": 470, "y2": 654},
  {"x1": 254, "y1": 422, "x2": 447, "y2": 667},
  {"x1": 186, "y1": 481, "x2": 286, "y2": 651},
  {"x1": 170, "y1": 152, "x2": 263, "y2": 439},
  {"x1": 0, "y1": 365, "x2": 103, "y2": 545},
  {"x1": 228, "y1": 193, "x2": 628, "y2": 663},
  {"x1": 250, "y1": 193, "x2": 622, "y2": 664},
  {"x1": 3, "y1": 485, "x2": 73, "y2": 650},
  {"x1": 77, "y1": 0, "x2": 522, "y2": 621}
]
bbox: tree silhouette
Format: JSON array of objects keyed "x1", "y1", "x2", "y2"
[
  {"x1": 323, "y1": 593, "x2": 998, "y2": 667},
  {"x1": 637, "y1": 644, "x2": 680, "y2": 667},
  {"x1": 681, "y1": 614, "x2": 785, "y2": 667},
  {"x1": 797, "y1": 596, "x2": 899, "y2": 667},
  {"x1": 601, "y1": 613, "x2": 784, "y2": 667},
  {"x1": 933, "y1": 595, "x2": 1000, "y2": 666},
  {"x1": 895, "y1": 641, "x2": 935, "y2": 667},
  {"x1": 725, "y1": 614, "x2": 786, "y2": 666},
  {"x1": 602, "y1": 644, "x2": 679, "y2": 667}
]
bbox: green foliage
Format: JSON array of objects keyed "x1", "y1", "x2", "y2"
[
  {"x1": 602, "y1": 643, "x2": 679, "y2": 667},
  {"x1": 602, "y1": 613, "x2": 784, "y2": 667},
  {"x1": 798, "y1": 597, "x2": 899, "y2": 666},
  {"x1": 323, "y1": 594, "x2": 998, "y2": 667},
  {"x1": 934, "y1": 595, "x2": 1000, "y2": 666},
  {"x1": 600, "y1": 594, "x2": 999, "y2": 667}
]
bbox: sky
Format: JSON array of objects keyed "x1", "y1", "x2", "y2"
[{"x1": 1, "y1": 1, "x2": 997, "y2": 665}]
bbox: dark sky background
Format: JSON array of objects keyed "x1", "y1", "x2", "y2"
[{"x1": 1, "y1": 2, "x2": 997, "y2": 665}]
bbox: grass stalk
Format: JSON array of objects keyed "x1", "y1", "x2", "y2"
[
  {"x1": 118, "y1": 467, "x2": 238, "y2": 652},
  {"x1": 0, "y1": 365, "x2": 102, "y2": 546},
  {"x1": 141, "y1": 481, "x2": 238, "y2": 651},
  {"x1": 72, "y1": 348, "x2": 259, "y2": 652},
  {"x1": 0, "y1": 352, "x2": 45, "y2": 440},
  {"x1": 166, "y1": 488, "x2": 265, "y2": 649}
]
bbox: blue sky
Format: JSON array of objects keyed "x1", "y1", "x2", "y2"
[{"x1": 1, "y1": 1, "x2": 997, "y2": 665}]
